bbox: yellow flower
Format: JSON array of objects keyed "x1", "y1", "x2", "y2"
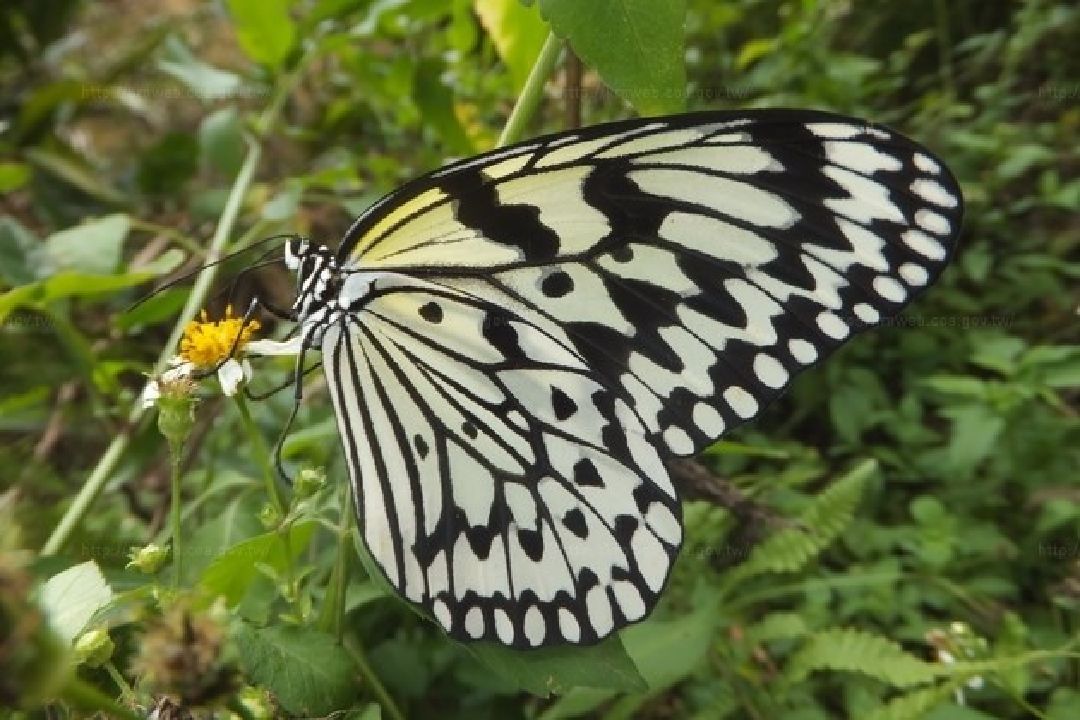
[
  {"x1": 179, "y1": 305, "x2": 261, "y2": 368},
  {"x1": 142, "y1": 306, "x2": 262, "y2": 407}
]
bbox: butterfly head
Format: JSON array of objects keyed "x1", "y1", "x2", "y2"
[{"x1": 285, "y1": 238, "x2": 341, "y2": 325}]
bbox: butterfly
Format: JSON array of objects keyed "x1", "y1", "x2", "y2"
[{"x1": 259, "y1": 109, "x2": 962, "y2": 649}]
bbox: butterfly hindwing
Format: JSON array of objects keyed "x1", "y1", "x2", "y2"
[
  {"x1": 321, "y1": 277, "x2": 681, "y2": 647},
  {"x1": 307, "y1": 109, "x2": 962, "y2": 646}
]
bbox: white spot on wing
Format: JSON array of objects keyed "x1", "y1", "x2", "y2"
[
  {"x1": 753, "y1": 353, "x2": 788, "y2": 388},
  {"x1": 663, "y1": 426, "x2": 694, "y2": 455},
  {"x1": 824, "y1": 141, "x2": 903, "y2": 173},
  {"x1": 902, "y1": 229, "x2": 946, "y2": 260},
  {"x1": 692, "y1": 402, "x2": 725, "y2": 436},
  {"x1": 631, "y1": 168, "x2": 799, "y2": 228},
  {"x1": 465, "y1": 606, "x2": 484, "y2": 638},
  {"x1": 817, "y1": 311, "x2": 850, "y2": 339},
  {"x1": 899, "y1": 263, "x2": 929, "y2": 286},
  {"x1": 558, "y1": 607, "x2": 581, "y2": 642},
  {"x1": 524, "y1": 606, "x2": 546, "y2": 646},
  {"x1": 585, "y1": 585, "x2": 614, "y2": 637},
  {"x1": 789, "y1": 339, "x2": 818, "y2": 364},
  {"x1": 915, "y1": 209, "x2": 951, "y2": 235},
  {"x1": 723, "y1": 386, "x2": 759, "y2": 418},
  {"x1": 911, "y1": 178, "x2": 958, "y2": 208},
  {"x1": 873, "y1": 276, "x2": 907, "y2": 303},
  {"x1": 494, "y1": 608, "x2": 514, "y2": 645}
]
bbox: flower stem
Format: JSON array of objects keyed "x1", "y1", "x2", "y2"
[
  {"x1": 169, "y1": 448, "x2": 183, "y2": 586},
  {"x1": 317, "y1": 483, "x2": 353, "y2": 640},
  {"x1": 496, "y1": 31, "x2": 562, "y2": 148},
  {"x1": 62, "y1": 676, "x2": 142, "y2": 720},
  {"x1": 233, "y1": 393, "x2": 285, "y2": 515},
  {"x1": 345, "y1": 635, "x2": 406, "y2": 720}
]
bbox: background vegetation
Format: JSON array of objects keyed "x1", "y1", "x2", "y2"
[{"x1": 1, "y1": 0, "x2": 1078, "y2": 718}]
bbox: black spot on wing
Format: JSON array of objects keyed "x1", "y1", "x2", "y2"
[{"x1": 551, "y1": 386, "x2": 578, "y2": 421}]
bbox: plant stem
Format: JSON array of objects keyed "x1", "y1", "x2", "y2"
[
  {"x1": 344, "y1": 635, "x2": 406, "y2": 720},
  {"x1": 496, "y1": 31, "x2": 562, "y2": 148},
  {"x1": 318, "y1": 483, "x2": 353, "y2": 640},
  {"x1": 103, "y1": 661, "x2": 136, "y2": 705},
  {"x1": 233, "y1": 393, "x2": 285, "y2": 515},
  {"x1": 169, "y1": 448, "x2": 183, "y2": 586},
  {"x1": 62, "y1": 676, "x2": 142, "y2": 720}
]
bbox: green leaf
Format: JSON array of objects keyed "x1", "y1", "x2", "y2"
[
  {"x1": 0, "y1": 217, "x2": 45, "y2": 285},
  {"x1": 787, "y1": 628, "x2": 942, "y2": 687},
  {"x1": 137, "y1": 132, "x2": 200, "y2": 196},
  {"x1": 25, "y1": 148, "x2": 129, "y2": 206},
  {"x1": 115, "y1": 287, "x2": 188, "y2": 331},
  {"x1": 474, "y1": 0, "x2": 548, "y2": 90},
  {"x1": 0, "y1": 270, "x2": 159, "y2": 324},
  {"x1": 44, "y1": 214, "x2": 129, "y2": 275},
  {"x1": 538, "y1": 0, "x2": 687, "y2": 114},
  {"x1": 200, "y1": 521, "x2": 316, "y2": 606},
  {"x1": 38, "y1": 561, "x2": 114, "y2": 643},
  {"x1": 540, "y1": 608, "x2": 718, "y2": 718},
  {"x1": 941, "y1": 404, "x2": 1005, "y2": 474},
  {"x1": 0, "y1": 161, "x2": 32, "y2": 193},
  {"x1": 199, "y1": 107, "x2": 246, "y2": 176},
  {"x1": 158, "y1": 35, "x2": 244, "y2": 102},
  {"x1": 737, "y1": 461, "x2": 872, "y2": 577},
  {"x1": 413, "y1": 58, "x2": 475, "y2": 155},
  {"x1": 234, "y1": 623, "x2": 357, "y2": 715},
  {"x1": 226, "y1": 0, "x2": 297, "y2": 69},
  {"x1": 865, "y1": 682, "x2": 961, "y2": 720},
  {"x1": 469, "y1": 633, "x2": 646, "y2": 697}
]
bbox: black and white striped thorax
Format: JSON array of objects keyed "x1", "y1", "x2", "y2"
[{"x1": 280, "y1": 109, "x2": 963, "y2": 649}]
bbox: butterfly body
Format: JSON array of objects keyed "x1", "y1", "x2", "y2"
[{"x1": 279, "y1": 109, "x2": 962, "y2": 648}]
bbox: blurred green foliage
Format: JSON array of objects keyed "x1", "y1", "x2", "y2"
[{"x1": 1, "y1": 0, "x2": 1077, "y2": 718}]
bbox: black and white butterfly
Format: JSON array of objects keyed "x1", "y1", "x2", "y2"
[{"x1": 257, "y1": 109, "x2": 962, "y2": 649}]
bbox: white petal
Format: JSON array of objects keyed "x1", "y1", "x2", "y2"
[
  {"x1": 245, "y1": 337, "x2": 305, "y2": 356},
  {"x1": 161, "y1": 362, "x2": 194, "y2": 382},
  {"x1": 140, "y1": 381, "x2": 161, "y2": 409},
  {"x1": 218, "y1": 359, "x2": 246, "y2": 396}
]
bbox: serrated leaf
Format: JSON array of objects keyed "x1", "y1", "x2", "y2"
[
  {"x1": 738, "y1": 460, "x2": 872, "y2": 577},
  {"x1": 787, "y1": 628, "x2": 941, "y2": 688},
  {"x1": 234, "y1": 623, "x2": 357, "y2": 715},
  {"x1": 746, "y1": 612, "x2": 809, "y2": 644},
  {"x1": 226, "y1": 0, "x2": 297, "y2": 69},
  {"x1": 538, "y1": 0, "x2": 687, "y2": 114},
  {"x1": 469, "y1": 633, "x2": 646, "y2": 697},
  {"x1": 865, "y1": 682, "x2": 960, "y2": 720},
  {"x1": 474, "y1": 0, "x2": 548, "y2": 90},
  {"x1": 45, "y1": 214, "x2": 129, "y2": 275},
  {"x1": 200, "y1": 522, "x2": 316, "y2": 606},
  {"x1": 38, "y1": 561, "x2": 114, "y2": 643}
]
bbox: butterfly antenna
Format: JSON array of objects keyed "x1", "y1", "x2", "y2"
[{"x1": 127, "y1": 232, "x2": 299, "y2": 313}]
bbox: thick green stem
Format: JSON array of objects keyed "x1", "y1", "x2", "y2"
[
  {"x1": 169, "y1": 449, "x2": 183, "y2": 586},
  {"x1": 317, "y1": 483, "x2": 353, "y2": 640},
  {"x1": 62, "y1": 676, "x2": 142, "y2": 720},
  {"x1": 496, "y1": 31, "x2": 562, "y2": 148},
  {"x1": 345, "y1": 636, "x2": 406, "y2": 720}
]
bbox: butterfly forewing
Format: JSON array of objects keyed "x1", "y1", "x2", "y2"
[{"x1": 313, "y1": 109, "x2": 962, "y2": 647}]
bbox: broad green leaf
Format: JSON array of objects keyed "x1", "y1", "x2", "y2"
[
  {"x1": 469, "y1": 633, "x2": 646, "y2": 696},
  {"x1": 226, "y1": 0, "x2": 297, "y2": 69},
  {"x1": 540, "y1": 608, "x2": 716, "y2": 717},
  {"x1": 413, "y1": 59, "x2": 474, "y2": 155},
  {"x1": 25, "y1": 148, "x2": 129, "y2": 206},
  {"x1": 158, "y1": 35, "x2": 244, "y2": 101},
  {"x1": 199, "y1": 107, "x2": 246, "y2": 176},
  {"x1": 234, "y1": 623, "x2": 357, "y2": 715},
  {"x1": 0, "y1": 271, "x2": 158, "y2": 324},
  {"x1": 941, "y1": 405, "x2": 1005, "y2": 473},
  {"x1": 474, "y1": 0, "x2": 548, "y2": 90},
  {"x1": 0, "y1": 161, "x2": 31, "y2": 193},
  {"x1": 38, "y1": 561, "x2": 114, "y2": 643},
  {"x1": 44, "y1": 214, "x2": 129, "y2": 275},
  {"x1": 0, "y1": 217, "x2": 44, "y2": 285},
  {"x1": 538, "y1": 0, "x2": 687, "y2": 114},
  {"x1": 200, "y1": 521, "x2": 316, "y2": 606},
  {"x1": 115, "y1": 287, "x2": 188, "y2": 331}
]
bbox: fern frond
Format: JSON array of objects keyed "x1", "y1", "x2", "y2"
[{"x1": 786, "y1": 628, "x2": 942, "y2": 688}]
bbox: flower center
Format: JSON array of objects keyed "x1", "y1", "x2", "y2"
[{"x1": 179, "y1": 306, "x2": 261, "y2": 368}]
